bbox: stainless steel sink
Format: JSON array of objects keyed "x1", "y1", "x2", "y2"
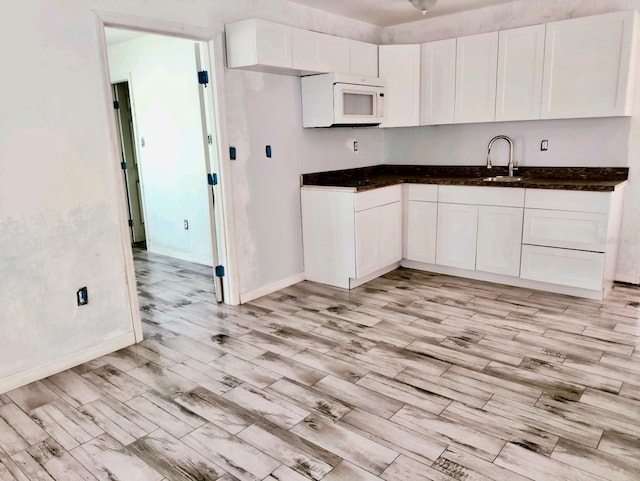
[{"x1": 481, "y1": 176, "x2": 525, "y2": 182}]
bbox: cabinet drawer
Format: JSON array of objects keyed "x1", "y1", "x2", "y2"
[
  {"x1": 355, "y1": 185, "x2": 401, "y2": 212},
  {"x1": 525, "y1": 189, "x2": 610, "y2": 213},
  {"x1": 439, "y1": 185, "x2": 524, "y2": 207},
  {"x1": 523, "y1": 209, "x2": 608, "y2": 252},
  {"x1": 521, "y1": 245, "x2": 604, "y2": 291},
  {"x1": 407, "y1": 184, "x2": 438, "y2": 202}
]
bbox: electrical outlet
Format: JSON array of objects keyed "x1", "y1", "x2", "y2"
[
  {"x1": 77, "y1": 287, "x2": 88, "y2": 306},
  {"x1": 353, "y1": 140, "x2": 358, "y2": 152},
  {"x1": 541, "y1": 139, "x2": 549, "y2": 151},
  {"x1": 184, "y1": 220, "x2": 189, "y2": 230}
]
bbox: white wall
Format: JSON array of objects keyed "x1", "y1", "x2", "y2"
[
  {"x1": 0, "y1": 0, "x2": 382, "y2": 392},
  {"x1": 226, "y1": 70, "x2": 384, "y2": 294},
  {"x1": 381, "y1": 0, "x2": 640, "y2": 283},
  {"x1": 384, "y1": 118, "x2": 631, "y2": 167},
  {"x1": 108, "y1": 34, "x2": 214, "y2": 266}
]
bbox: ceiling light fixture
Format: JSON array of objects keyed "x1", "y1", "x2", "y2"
[{"x1": 408, "y1": 0, "x2": 438, "y2": 15}]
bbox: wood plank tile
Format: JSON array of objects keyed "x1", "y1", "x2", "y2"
[
  {"x1": 127, "y1": 362, "x2": 198, "y2": 399},
  {"x1": 22, "y1": 438, "x2": 96, "y2": 481},
  {"x1": 70, "y1": 433, "x2": 163, "y2": 481},
  {"x1": 290, "y1": 414, "x2": 399, "y2": 475},
  {"x1": 0, "y1": 448, "x2": 29, "y2": 481},
  {"x1": 551, "y1": 438, "x2": 640, "y2": 481},
  {"x1": 341, "y1": 409, "x2": 447, "y2": 463},
  {"x1": 292, "y1": 349, "x2": 369, "y2": 382},
  {"x1": 390, "y1": 405, "x2": 505, "y2": 462},
  {"x1": 494, "y1": 442, "x2": 605, "y2": 481},
  {"x1": 313, "y1": 375, "x2": 404, "y2": 419},
  {"x1": 210, "y1": 354, "x2": 281, "y2": 389},
  {"x1": 45, "y1": 372, "x2": 103, "y2": 407},
  {"x1": 237, "y1": 421, "x2": 335, "y2": 480},
  {"x1": 6, "y1": 382, "x2": 59, "y2": 413},
  {"x1": 174, "y1": 387, "x2": 257, "y2": 435},
  {"x1": 222, "y1": 384, "x2": 309, "y2": 429},
  {"x1": 0, "y1": 403, "x2": 49, "y2": 445},
  {"x1": 182, "y1": 422, "x2": 280, "y2": 481},
  {"x1": 82, "y1": 365, "x2": 150, "y2": 403},
  {"x1": 434, "y1": 446, "x2": 532, "y2": 481},
  {"x1": 251, "y1": 351, "x2": 327, "y2": 386},
  {"x1": 322, "y1": 460, "x2": 384, "y2": 481},
  {"x1": 265, "y1": 379, "x2": 352, "y2": 421},
  {"x1": 128, "y1": 429, "x2": 226, "y2": 481},
  {"x1": 381, "y1": 455, "x2": 456, "y2": 481},
  {"x1": 597, "y1": 430, "x2": 640, "y2": 464}
]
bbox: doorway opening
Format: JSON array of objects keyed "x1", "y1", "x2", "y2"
[
  {"x1": 104, "y1": 26, "x2": 228, "y2": 307},
  {"x1": 112, "y1": 81, "x2": 146, "y2": 247}
]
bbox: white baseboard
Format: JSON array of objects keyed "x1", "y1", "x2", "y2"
[
  {"x1": 0, "y1": 332, "x2": 137, "y2": 395},
  {"x1": 614, "y1": 273, "x2": 640, "y2": 285},
  {"x1": 240, "y1": 272, "x2": 306, "y2": 304},
  {"x1": 350, "y1": 263, "x2": 401, "y2": 289},
  {"x1": 147, "y1": 245, "x2": 213, "y2": 268},
  {"x1": 401, "y1": 260, "x2": 606, "y2": 301}
]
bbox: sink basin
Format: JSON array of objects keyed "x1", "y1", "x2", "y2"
[{"x1": 481, "y1": 176, "x2": 525, "y2": 182}]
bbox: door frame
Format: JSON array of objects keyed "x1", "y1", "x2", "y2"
[{"x1": 93, "y1": 10, "x2": 241, "y2": 341}]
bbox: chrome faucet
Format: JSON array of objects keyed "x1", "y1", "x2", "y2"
[{"x1": 487, "y1": 135, "x2": 517, "y2": 177}]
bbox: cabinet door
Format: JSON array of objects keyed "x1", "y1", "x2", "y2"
[
  {"x1": 455, "y1": 31, "x2": 499, "y2": 124},
  {"x1": 292, "y1": 29, "x2": 350, "y2": 74},
  {"x1": 521, "y1": 245, "x2": 605, "y2": 291},
  {"x1": 523, "y1": 209, "x2": 608, "y2": 252},
  {"x1": 379, "y1": 44, "x2": 421, "y2": 127},
  {"x1": 226, "y1": 19, "x2": 293, "y2": 69},
  {"x1": 496, "y1": 24, "x2": 545, "y2": 121},
  {"x1": 476, "y1": 206, "x2": 523, "y2": 277},
  {"x1": 379, "y1": 202, "x2": 403, "y2": 267},
  {"x1": 436, "y1": 203, "x2": 478, "y2": 270},
  {"x1": 541, "y1": 11, "x2": 638, "y2": 119},
  {"x1": 355, "y1": 208, "x2": 380, "y2": 278},
  {"x1": 407, "y1": 201, "x2": 438, "y2": 263},
  {"x1": 421, "y1": 38, "x2": 456, "y2": 125},
  {"x1": 351, "y1": 40, "x2": 378, "y2": 76}
]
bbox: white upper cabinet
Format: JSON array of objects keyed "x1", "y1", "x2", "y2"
[
  {"x1": 455, "y1": 31, "x2": 499, "y2": 124},
  {"x1": 379, "y1": 44, "x2": 421, "y2": 128},
  {"x1": 541, "y1": 10, "x2": 639, "y2": 119},
  {"x1": 350, "y1": 40, "x2": 379, "y2": 76},
  {"x1": 420, "y1": 38, "x2": 457, "y2": 125},
  {"x1": 496, "y1": 24, "x2": 545, "y2": 122},
  {"x1": 292, "y1": 29, "x2": 350, "y2": 75},
  {"x1": 226, "y1": 19, "x2": 293, "y2": 72}
]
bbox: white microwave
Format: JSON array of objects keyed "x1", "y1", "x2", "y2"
[{"x1": 301, "y1": 73, "x2": 385, "y2": 128}]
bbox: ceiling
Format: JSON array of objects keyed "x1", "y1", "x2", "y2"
[{"x1": 287, "y1": 0, "x2": 518, "y2": 27}]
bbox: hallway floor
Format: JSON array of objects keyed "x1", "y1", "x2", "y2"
[{"x1": 1, "y1": 249, "x2": 639, "y2": 480}]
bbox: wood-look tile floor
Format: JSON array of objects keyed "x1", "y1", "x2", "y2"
[{"x1": 1, "y1": 249, "x2": 639, "y2": 481}]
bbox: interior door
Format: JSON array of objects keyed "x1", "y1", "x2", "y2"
[
  {"x1": 113, "y1": 82, "x2": 146, "y2": 244},
  {"x1": 195, "y1": 43, "x2": 224, "y2": 303}
]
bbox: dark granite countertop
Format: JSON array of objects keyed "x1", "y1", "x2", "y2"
[{"x1": 301, "y1": 165, "x2": 628, "y2": 192}]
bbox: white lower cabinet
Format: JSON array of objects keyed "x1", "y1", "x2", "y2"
[
  {"x1": 521, "y1": 245, "x2": 605, "y2": 291},
  {"x1": 355, "y1": 198, "x2": 402, "y2": 278},
  {"x1": 302, "y1": 183, "x2": 624, "y2": 299},
  {"x1": 406, "y1": 201, "x2": 438, "y2": 263},
  {"x1": 301, "y1": 185, "x2": 401, "y2": 289},
  {"x1": 476, "y1": 206, "x2": 523, "y2": 276},
  {"x1": 436, "y1": 203, "x2": 478, "y2": 270}
]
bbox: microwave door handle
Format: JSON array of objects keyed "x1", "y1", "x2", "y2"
[{"x1": 378, "y1": 93, "x2": 385, "y2": 119}]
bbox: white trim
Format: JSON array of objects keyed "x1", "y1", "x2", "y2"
[
  {"x1": 93, "y1": 11, "x2": 238, "y2": 306},
  {"x1": 93, "y1": 14, "x2": 143, "y2": 342},
  {"x1": 147, "y1": 245, "x2": 213, "y2": 268},
  {"x1": 0, "y1": 333, "x2": 136, "y2": 395},
  {"x1": 240, "y1": 273, "x2": 306, "y2": 303},
  {"x1": 614, "y1": 273, "x2": 640, "y2": 285},
  {"x1": 349, "y1": 263, "x2": 401, "y2": 289},
  {"x1": 401, "y1": 259, "x2": 607, "y2": 301}
]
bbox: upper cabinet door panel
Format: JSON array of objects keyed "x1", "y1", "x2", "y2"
[
  {"x1": 379, "y1": 44, "x2": 421, "y2": 128},
  {"x1": 496, "y1": 24, "x2": 545, "y2": 122},
  {"x1": 541, "y1": 10, "x2": 639, "y2": 119},
  {"x1": 454, "y1": 31, "x2": 499, "y2": 124},
  {"x1": 226, "y1": 19, "x2": 293, "y2": 70},
  {"x1": 292, "y1": 29, "x2": 350, "y2": 74},
  {"x1": 350, "y1": 40, "x2": 379, "y2": 77},
  {"x1": 420, "y1": 38, "x2": 457, "y2": 125}
]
